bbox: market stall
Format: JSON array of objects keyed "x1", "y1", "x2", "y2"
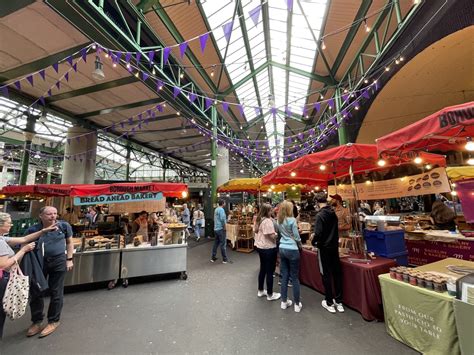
[
  {"x1": 1, "y1": 182, "x2": 189, "y2": 285},
  {"x1": 379, "y1": 258, "x2": 474, "y2": 354},
  {"x1": 299, "y1": 247, "x2": 396, "y2": 321}
]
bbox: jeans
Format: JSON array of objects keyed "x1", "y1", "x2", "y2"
[
  {"x1": 318, "y1": 247, "x2": 342, "y2": 305},
  {"x1": 30, "y1": 254, "x2": 67, "y2": 324},
  {"x1": 194, "y1": 222, "x2": 202, "y2": 239},
  {"x1": 279, "y1": 248, "x2": 300, "y2": 304},
  {"x1": 0, "y1": 271, "x2": 9, "y2": 339},
  {"x1": 257, "y1": 248, "x2": 278, "y2": 295},
  {"x1": 211, "y1": 229, "x2": 228, "y2": 261}
]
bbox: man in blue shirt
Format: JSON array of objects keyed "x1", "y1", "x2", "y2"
[
  {"x1": 24, "y1": 206, "x2": 74, "y2": 338},
  {"x1": 211, "y1": 200, "x2": 229, "y2": 263}
]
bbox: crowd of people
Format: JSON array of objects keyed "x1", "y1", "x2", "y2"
[{"x1": 211, "y1": 192, "x2": 345, "y2": 314}]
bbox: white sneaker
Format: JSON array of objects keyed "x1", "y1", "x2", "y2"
[
  {"x1": 267, "y1": 292, "x2": 281, "y2": 301},
  {"x1": 281, "y1": 300, "x2": 293, "y2": 310},
  {"x1": 257, "y1": 290, "x2": 267, "y2": 298},
  {"x1": 294, "y1": 302, "x2": 303, "y2": 313},
  {"x1": 321, "y1": 300, "x2": 336, "y2": 313},
  {"x1": 334, "y1": 301, "x2": 345, "y2": 313}
]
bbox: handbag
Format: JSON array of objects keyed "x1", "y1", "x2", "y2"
[{"x1": 2, "y1": 261, "x2": 30, "y2": 320}]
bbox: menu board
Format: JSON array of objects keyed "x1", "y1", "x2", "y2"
[{"x1": 328, "y1": 167, "x2": 450, "y2": 200}]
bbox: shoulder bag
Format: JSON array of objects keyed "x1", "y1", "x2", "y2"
[{"x1": 3, "y1": 260, "x2": 30, "y2": 320}]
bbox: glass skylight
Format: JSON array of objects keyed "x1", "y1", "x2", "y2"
[{"x1": 201, "y1": 0, "x2": 328, "y2": 167}]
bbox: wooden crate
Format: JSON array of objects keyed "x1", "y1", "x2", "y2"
[{"x1": 236, "y1": 237, "x2": 254, "y2": 253}]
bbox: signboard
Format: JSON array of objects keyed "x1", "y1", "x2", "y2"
[
  {"x1": 328, "y1": 167, "x2": 450, "y2": 200},
  {"x1": 73, "y1": 192, "x2": 163, "y2": 206}
]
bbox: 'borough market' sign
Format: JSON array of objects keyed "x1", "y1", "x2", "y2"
[{"x1": 73, "y1": 192, "x2": 163, "y2": 206}]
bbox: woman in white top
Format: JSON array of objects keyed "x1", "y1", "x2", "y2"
[
  {"x1": 254, "y1": 204, "x2": 281, "y2": 301},
  {"x1": 192, "y1": 205, "x2": 205, "y2": 241},
  {"x1": 0, "y1": 212, "x2": 57, "y2": 339}
]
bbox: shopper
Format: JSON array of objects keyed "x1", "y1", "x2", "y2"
[
  {"x1": 277, "y1": 200, "x2": 302, "y2": 313},
  {"x1": 330, "y1": 194, "x2": 351, "y2": 239},
  {"x1": 193, "y1": 205, "x2": 205, "y2": 241},
  {"x1": 0, "y1": 212, "x2": 58, "y2": 340},
  {"x1": 211, "y1": 200, "x2": 229, "y2": 263},
  {"x1": 25, "y1": 206, "x2": 74, "y2": 338},
  {"x1": 181, "y1": 203, "x2": 191, "y2": 240},
  {"x1": 62, "y1": 207, "x2": 79, "y2": 225},
  {"x1": 254, "y1": 204, "x2": 280, "y2": 301},
  {"x1": 312, "y1": 193, "x2": 344, "y2": 314}
]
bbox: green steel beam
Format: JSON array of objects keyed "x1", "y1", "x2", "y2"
[
  {"x1": 220, "y1": 62, "x2": 269, "y2": 96},
  {"x1": 48, "y1": 76, "x2": 138, "y2": 102},
  {"x1": 284, "y1": 4, "x2": 294, "y2": 114},
  {"x1": 237, "y1": 2, "x2": 263, "y2": 114},
  {"x1": 270, "y1": 61, "x2": 336, "y2": 85},
  {"x1": 210, "y1": 106, "x2": 217, "y2": 205},
  {"x1": 76, "y1": 97, "x2": 165, "y2": 119},
  {"x1": 0, "y1": 43, "x2": 89, "y2": 84},
  {"x1": 216, "y1": 2, "x2": 239, "y2": 90},
  {"x1": 0, "y1": 0, "x2": 34, "y2": 17},
  {"x1": 330, "y1": 0, "x2": 373, "y2": 76}
]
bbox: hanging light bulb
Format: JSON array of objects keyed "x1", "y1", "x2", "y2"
[
  {"x1": 377, "y1": 159, "x2": 386, "y2": 167},
  {"x1": 112, "y1": 62, "x2": 117, "y2": 68},
  {"x1": 414, "y1": 156, "x2": 423, "y2": 164},
  {"x1": 465, "y1": 138, "x2": 474, "y2": 151},
  {"x1": 315, "y1": 186, "x2": 320, "y2": 190},
  {"x1": 320, "y1": 94, "x2": 324, "y2": 100},
  {"x1": 425, "y1": 164, "x2": 432, "y2": 170},
  {"x1": 451, "y1": 190, "x2": 457, "y2": 196},
  {"x1": 365, "y1": 180, "x2": 371, "y2": 185},
  {"x1": 210, "y1": 65, "x2": 216, "y2": 77},
  {"x1": 180, "y1": 72, "x2": 184, "y2": 79},
  {"x1": 152, "y1": 68, "x2": 156, "y2": 75},
  {"x1": 177, "y1": 111, "x2": 180, "y2": 116},
  {"x1": 134, "y1": 72, "x2": 139, "y2": 78},
  {"x1": 319, "y1": 164, "x2": 327, "y2": 171},
  {"x1": 364, "y1": 79, "x2": 369, "y2": 84},
  {"x1": 467, "y1": 157, "x2": 474, "y2": 165},
  {"x1": 385, "y1": 67, "x2": 390, "y2": 72},
  {"x1": 290, "y1": 171, "x2": 296, "y2": 177},
  {"x1": 105, "y1": 53, "x2": 109, "y2": 58},
  {"x1": 395, "y1": 59, "x2": 400, "y2": 65},
  {"x1": 291, "y1": 186, "x2": 296, "y2": 191},
  {"x1": 126, "y1": 63, "x2": 131, "y2": 69},
  {"x1": 364, "y1": 19, "x2": 370, "y2": 32},
  {"x1": 400, "y1": 56, "x2": 404, "y2": 62},
  {"x1": 321, "y1": 39, "x2": 326, "y2": 50}
]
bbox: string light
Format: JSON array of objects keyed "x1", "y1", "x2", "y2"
[
  {"x1": 180, "y1": 72, "x2": 184, "y2": 79},
  {"x1": 321, "y1": 40, "x2": 326, "y2": 50},
  {"x1": 465, "y1": 138, "x2": 474, "y2": 151},
  {"x1": 290, "y1": 171, "x2": 296, "y2": 177},
  {"x1": 291, "y1": 186, "x2": 296, "y2": 191},
  {"x1": 425, "y1": 164, "x2": 432, "y2": 170},
  {"x1": 385, "y1": 67, "x2": 390, "y2": 72},
  {"x1": 177, "y1": 111, "x2": 180, "y2": 116},
  {"x1": 112, "y1": 62, "x2": 117, "y2": 68},
  {"x1": 414, "y1": 156, "x2": 423, "y2": 164},
  {"x1": 364, "y1": 79, "x2": 369, "y2": 84},
  {"x1": 467, "y1": 157, "x2": 474, "y2": 165},
  {"x1": 134, "y1": 72, "x2": 139, "y2": 78},
  {"x1": 126, "y1": 63, "x2": 131, "y2": 69},
  {"x1": 364, "y1": 19, "x2": 370, "y2": 32},
  {"x1": 152, "y1": 68, "x2": 156, "y2": 75},
  {"x1": 105, "y1": 53, "x2": 109, "y2": 58},
  {"x1": 377, "y1": 159, "x2": 386, "y2": 167},
  {"x1": 319, "y1": 164, "x2": 326, "y2": 171},
  {"x1": 451, "y1": 190, "x2": 457, "y2": 196}
]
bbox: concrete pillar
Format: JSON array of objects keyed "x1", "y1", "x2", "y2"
[
  {"x1": 19, "y1": 113, "x2": 36, "y2": 185},
  {"x1": 62, "y1": 126, "x2": 97, "y2": 184},
  {"x1": 216, "y1": 145, "x2": 229, "y2": 188}
]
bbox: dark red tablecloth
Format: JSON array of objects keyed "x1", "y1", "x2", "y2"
[{"x1": 299, "y1": 248, "x2": 396, "y2": 321}]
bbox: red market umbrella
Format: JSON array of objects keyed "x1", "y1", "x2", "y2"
[
  {"x1": 261, "y1": 143, "x2": 446, "y2": 186},
  {"x1": 376, "y1": 102, "x2": 474, "y2": 154}
]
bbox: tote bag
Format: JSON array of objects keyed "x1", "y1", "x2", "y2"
[{"x1": 2, "y1": 261, "x2": 30, "y2": 320}]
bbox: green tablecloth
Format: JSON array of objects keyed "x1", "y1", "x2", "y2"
[
  {"x1": 454, "y1": 299, "x2": 474, "y2": 355},
  {"x1": 379, "y1": 274, "x2": 460, "y2": 355}
]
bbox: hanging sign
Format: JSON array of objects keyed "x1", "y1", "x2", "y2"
[
  {"x1": 73, "y1": 192, "x2": 163, "y2": 206},
  {"x1": 328, "y1": 167, "x2": 450, "y2": 200}
]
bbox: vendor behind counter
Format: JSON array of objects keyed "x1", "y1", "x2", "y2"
[{"x1": 430, "y1": 200, "x2": 456, "y2": 231}]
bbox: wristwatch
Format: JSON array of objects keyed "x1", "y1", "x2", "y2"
[{"x1": 67, "y1": 257, "x2": 73, "y2": 261}]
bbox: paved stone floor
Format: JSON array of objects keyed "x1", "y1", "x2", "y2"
[{"x1": 1, "y1": 239, "x2": 418, "y2": 354}]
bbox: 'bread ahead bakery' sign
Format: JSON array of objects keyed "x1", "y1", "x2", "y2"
[
  {"x1": 73, "y1": 192, "x2": 163, "y2": 205},
  {"x1": 328, "y1": 167, "x2": 450, "y2": 200}
]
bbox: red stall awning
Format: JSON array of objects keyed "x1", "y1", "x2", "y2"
[
  {"x1": 376, "y1": 102, "x2": 474, "y2": 154},
  {"x1": 262, "y1": 144, "x2": 446, "y2": 186},
  {"x1": 1, "y1": 182, "x2": 188, "y2": 199}
]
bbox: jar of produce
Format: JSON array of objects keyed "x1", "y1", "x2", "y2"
[
  {"x1": 409, "y1": 274, "x2": 418, "y2": 286},
  {"x1": 395, "y1": 268, "x2": 404, "y2": 281},
  {"x1": 424, "y1": 277, "x2": 434, "y2": 290},
  {"x1": 416, "y1": 274, "x2": 425, "y2": 287},
  {"x1": 433, "y1": 278, "x2": 444, "y2": 292},
  {"x1": 402, "y1": 271, "x2": 410, "y2": 283},
  {"x1": 389, "y1": 267, "x2": 397, "y2": 279},
  {"x1": 446, "y1": 278, "x2": 457, "y2": 296}
]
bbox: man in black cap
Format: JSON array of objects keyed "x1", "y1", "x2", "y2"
[{"x1": 311, "y1": 192, "x2": 344, "y2": 314}]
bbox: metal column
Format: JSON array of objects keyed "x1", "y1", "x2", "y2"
[
  {"x1": 210, "y1": 106, "x2": 218, "y2": 206},
  {"x1": 336, "y1": 88, "x2": 348, "y2": 145},
  {"x1": 46, "y1": 158, "x2": 53, "y2": 184},
  {"x1": 125, "y1": 145, "x2": 131, "y2": 181},
  {"x1": 19, "y1": 113, "x2": 36, "y2": 185}
]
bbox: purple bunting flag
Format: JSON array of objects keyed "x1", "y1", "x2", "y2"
[
  {"x1": 205, "y1": 97, "x2": 212, "y2": 110},
  {"x1": 26, "y1": 75, "x2": 34, "y2": 86},
  {"x1": 342, "y1": 94, "x2": 349, "y2": 103},
  {"x1": 81, "y1": 48, "x2": 88, "y2": 62},
  {"x1": 330, "y1": 117, "x2": 337, "y2": 125},
  {"x1": 1, "y1": 86, "x2": 8, "y2": 99},
  {"x1": 163, "y1": 47, "x2": 171, "y2": 64},
  {"x1": 285, "y1": 106, "x2": 292, "y2": 117},
  {"x1": 314, "y1": 102, "x2": 320, "y2": 112},
  {"x1": 148, "y1": 51, "x2": 155, "y2": 64},
  {"x1": 142, "y1": 72, "x2": 149, "y2": 81},
  {"x1": 328, "y1": 98, "x2": 335, "y2": 110},
  {"x1": 199, "y1": 33, "x2": 209, "y2": 53},
  {"x1": 55, "y1": 81, "x2": 60, "y2": 90},
  {"x1": 47, "y1": 89, "x2": 52, "y2": 97},
  {"x1": 362, "y1": 89, "x2": 370, "y2": 99},
  {"x1": 14, "y1": 81, "x2": 21, "y2": 90},
  {"x1": 179, "y1": 41, "x2": 188, "y2": 58},
  {"x1": 52, "y1": 62, "x2": 59, "y2": 73},
  {"x1": 120, "y1": 122, "x2": 125, "y2": 129},
  {"x1": 287, "y1": 137, "x2": 292, "y2": 145},
  {"x1": 39, "y1": 70, "x2": 46, "y2": 81},
  {"x1": 72, "y1": 63, "x2": 77, "y2": 72},
  {"x1": 318, "y1": 123, "x2": 325, "y2": 131},
  {"x1": 156, "y1": 104, "x2": 164, "y2": 112},
  {"x1": 238, "y1": 104, "x2": 244, "y2": 117},
  {"x1": 189, "y1": 92, "x2": 197, "y2": 103},
  {"x1": 271, "y1": 107, "x2": 277, "y2": 117},
  {"x1": 156, "y1": 79, "x2": 163, "y2": 90},
  {"x1": 125, "y1": 52, "x2": 132, "y2": 63},
  {"x1": 298, "y1": 132, "x2": 304, "y2": 141},
  {"x1": 136, "y1": 52, "x2": 141, "y2": 63},
  {"x1": 173, "y1": 86, "x2": 181, "y2": 98},
  {"x1": 254, "y1": 107, "x2": 262, "y2": 116},
  {"x1": 222, "y1": 102, "x2": 229, "y2": 112},
  {"x1": 222, "y1": 21, "x2": 234, "y2": 43},
  {"x1": 128, "y1": 117, "x2": 133, "y2": 125},
  {"x1": 64, "y1": 73, "x2": 69, "y2": 82},
  {"x1": 66, "y1": 56, "x2": 73, "y2": 66},
  {"x1": 249, "y1": 5, "x2": 262, "y2": 27}
]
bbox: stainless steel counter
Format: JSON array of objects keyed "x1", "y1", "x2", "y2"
[
  {"x1": 65, "y1": 249, "x2": 121, "y2": 286},
  {"x1": 121, "y1": 244, "x2": 187, "y2": 279}
]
